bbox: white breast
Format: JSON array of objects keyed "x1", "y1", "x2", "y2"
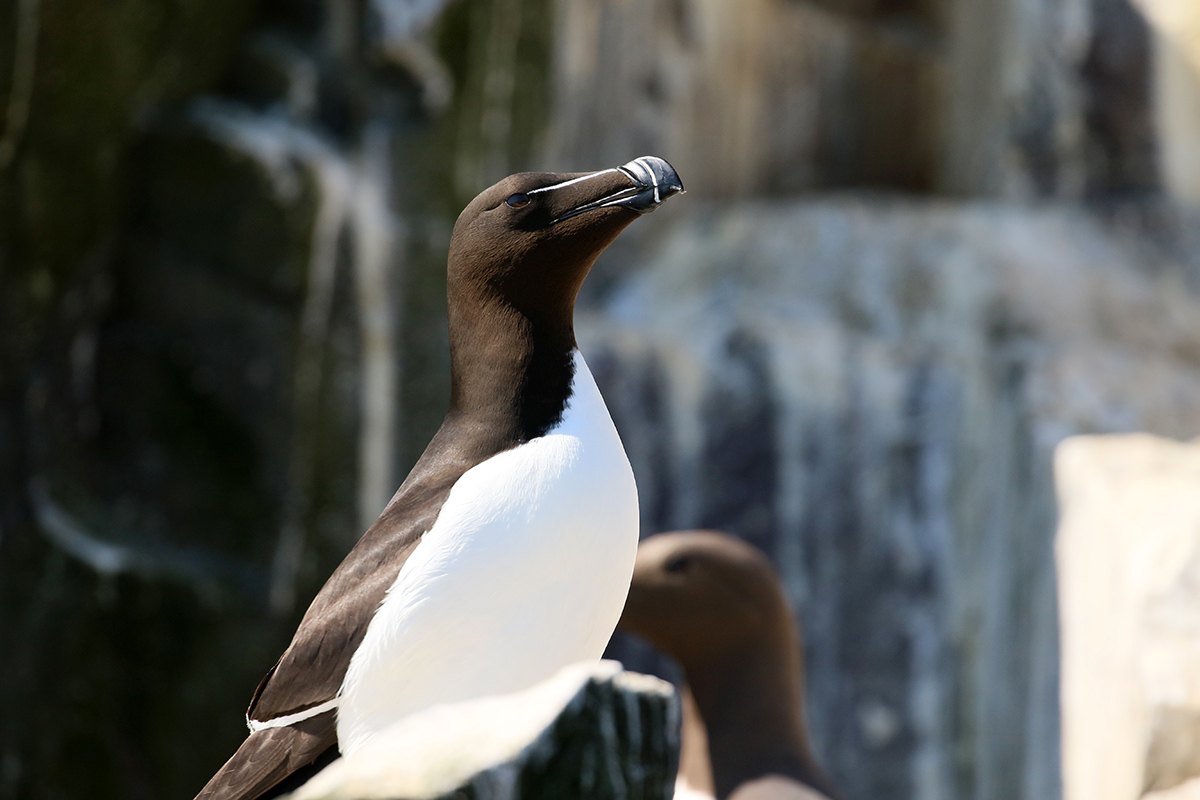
[{"x1": 335, "y1": 350, "x2": 640, "y2": 755}]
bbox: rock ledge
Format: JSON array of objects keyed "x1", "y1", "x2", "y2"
[{"x1": 288, "y1": 661, "x2": 680, "y2": 800}]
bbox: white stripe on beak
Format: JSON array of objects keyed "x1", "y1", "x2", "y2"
[{"x1": 526, "y1": 168, "x2": 621, "y2": 196}]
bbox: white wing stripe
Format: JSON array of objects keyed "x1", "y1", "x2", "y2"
[{"x1": 247, "y1": 697, "x2": 340, "y2": 733}]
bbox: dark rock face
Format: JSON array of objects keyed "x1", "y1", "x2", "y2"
[
  {"x1": 0, "y1": 3, "x2": 268, "y2": 797},
  {"x1": 0, "y1": 1, "x2": 441, "y2": 797},
  {"x1": 1080, "y1": 0, "x2": 1158, "y2": 197}
]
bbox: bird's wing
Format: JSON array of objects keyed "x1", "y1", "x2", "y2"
[
  {"x1": 192, "y1": 475, "x2": 453, "y2": 800},
  {"x1": 194, "y1": 711, "x2": 338, "y2": 800},
  {"x1": 194, "y1": 427, "x2": 499, "y2": 800},
  {"x1": 249, "y1": 459, "x2": 468, "y2": 723}
]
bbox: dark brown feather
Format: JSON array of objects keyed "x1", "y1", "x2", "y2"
[
  {"x1": 195, "y1": 711, "x2": 338, "y2": 800},
  {"x1": 247, "y1": 456, "x2": 469, "y2": 722}
]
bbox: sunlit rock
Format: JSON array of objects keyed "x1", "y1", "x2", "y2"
[{"x1": 1057, "y1": 434, "x2": 1200, "y2": 800}]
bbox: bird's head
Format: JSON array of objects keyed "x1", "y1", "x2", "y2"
[
  {"x1": 620, "y1": 530, "x2": 792, "y2": 667},
  {"x1": 447, "y1": 156, "x2": 684, "y2": 339}
]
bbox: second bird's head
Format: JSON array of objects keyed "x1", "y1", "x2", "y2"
[
  {"x1": 620, "y1": 530, "x2": 794, "y2": 666},
  {"x1": 447, "y1": 156, "x2": 684, "y2": 335}
]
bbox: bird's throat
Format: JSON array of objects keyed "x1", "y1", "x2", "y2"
[
  {"x1": 687, "y1": 639, "x2": 836, "y2": 800},
  {"x1": 448, "y1": 297, "x2": 578, "y2": 444}
]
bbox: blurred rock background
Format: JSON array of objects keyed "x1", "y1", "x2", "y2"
[{"x1": 1, "y1": 0, "x2": 1198, "y2": 799}]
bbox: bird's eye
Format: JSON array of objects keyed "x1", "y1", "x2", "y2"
[
  {"x1": 664, "y1": 556, "x2": 691, "y2": 574},
  {"x1": 506, "y1": 193, "x2": 531, "y2": 209}
]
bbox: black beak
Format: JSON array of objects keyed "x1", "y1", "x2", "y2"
[
  {"x1": 613, "y1": 156, "x2": 686, "y2": 212},
  {"x1": 552, "y1": 156, "x2": 685, "y2": 224}
]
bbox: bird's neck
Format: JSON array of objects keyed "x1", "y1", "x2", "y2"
[
  {"x1": 447, "y1": 292, "x2": 578, "y2": 444},
  {"x1": 685, "y1": 633, "x2": 835, "y2": 800}
]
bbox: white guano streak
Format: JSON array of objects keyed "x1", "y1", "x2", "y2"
[{"x1": 194, "y1": 100, "x2": 402, "y2": 612}]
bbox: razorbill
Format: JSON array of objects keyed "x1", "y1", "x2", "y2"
[
  {"x1": 619, "y1": 531, "x2": 841, "y2": 800},
  {"x1": 196, "y1": 156, "x2": 684, "y2": 800}
]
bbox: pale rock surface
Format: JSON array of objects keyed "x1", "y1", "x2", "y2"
[
  {"x1": 1135, "y1": 0, "x2": 1200, "y2": 203},
  {"x1": 580, "y1": 200, "x2": 1200, "y2": 800},
  {"x1": 548, "y1": 0, "x2": 1166, "y2": 198},
  {"x1": 288, "y1": 661, "x2": 679, "y2": 800},
  {"x1": 1057, "y1": 434, "x2": 1200, "y2": 800},
  {"x1": 547, "y1": 0, "x2": 864, "y2": 196}
]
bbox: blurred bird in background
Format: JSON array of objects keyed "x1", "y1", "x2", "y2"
[{"x1": 621, "y1": 530, "x2": 842, "y2": 800}]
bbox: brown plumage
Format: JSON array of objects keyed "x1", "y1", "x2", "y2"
[
  {"x1": 620, "y1": 531, "x2": 841, "y2": 800},
  {"x1": 196, "y1": 158, "x2": 683, "y2": 800},
  {"x1": 195, "y1": 713, "x2": 338, "y2": 800}
]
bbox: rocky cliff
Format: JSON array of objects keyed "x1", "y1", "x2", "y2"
[
  {"x1": 3, "y1": 0, "x2": 1199, "y2": 798},
  {"x1": 586, "y1": 199, "x2": 1200, "y2": 800}
]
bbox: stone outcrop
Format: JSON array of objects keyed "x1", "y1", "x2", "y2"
[
  {"x1": 1057, "y1": 434, "x2": 1200, "y2": 800},
  {"x1": 287, "y1": 662, "x2": 679, "y2": 800}
]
